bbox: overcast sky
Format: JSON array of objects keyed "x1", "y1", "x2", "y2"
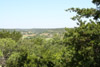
[{"x1": 0, "y1": 0, "x2": 95, "y2": 29}]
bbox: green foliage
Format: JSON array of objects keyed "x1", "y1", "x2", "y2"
[
  {"x1": 66, "y1": 8, "x2": 96, "y2": 19},
  {"x1": 0, "y1": 38, "x2": 17, "y2": 66},
  {"x1": 65, "y1": 0, "x2": 100, "y2": 66},
  {"x1": 0, "y1": 30, "x2": 22, "y2": 42},
  {"x1": 7, "y1": 51, "x2": 38, "y2": 67},
  {"x1": 64, "y1": 21, "x2": 100, "y2": 66},
  {"x1": 6, "y1": 35, "x2": 74, "y2": 67},
  {"x1": 92, "y1": 0, "x2": 100, "y2": 5},
  {"x1": 0, "y1": 50, "x2": 3, "y2": 57},
  {"x1": 0, "y1": 38, "x2": 16, "y2": 58}
]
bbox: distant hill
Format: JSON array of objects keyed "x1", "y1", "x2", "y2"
[{"x1": 0, "y1": 28, "x2": 65, "y2": 33}]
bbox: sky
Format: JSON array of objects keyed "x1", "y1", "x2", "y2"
[{"x1": 0, "y1": 0, "x2": 96, "y2": 29}]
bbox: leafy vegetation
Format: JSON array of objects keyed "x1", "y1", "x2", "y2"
[{"x1": 0, "y1": 0, "x2": 100, "y2": 67}]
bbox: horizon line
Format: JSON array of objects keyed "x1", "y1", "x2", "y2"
[{"x1": 0, "y1": 27, "x2": 67, "y2": 29}]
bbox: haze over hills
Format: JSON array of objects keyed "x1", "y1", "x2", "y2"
[{"x1": 0, "y1": 28, "x2": 65, "y2": 33}]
